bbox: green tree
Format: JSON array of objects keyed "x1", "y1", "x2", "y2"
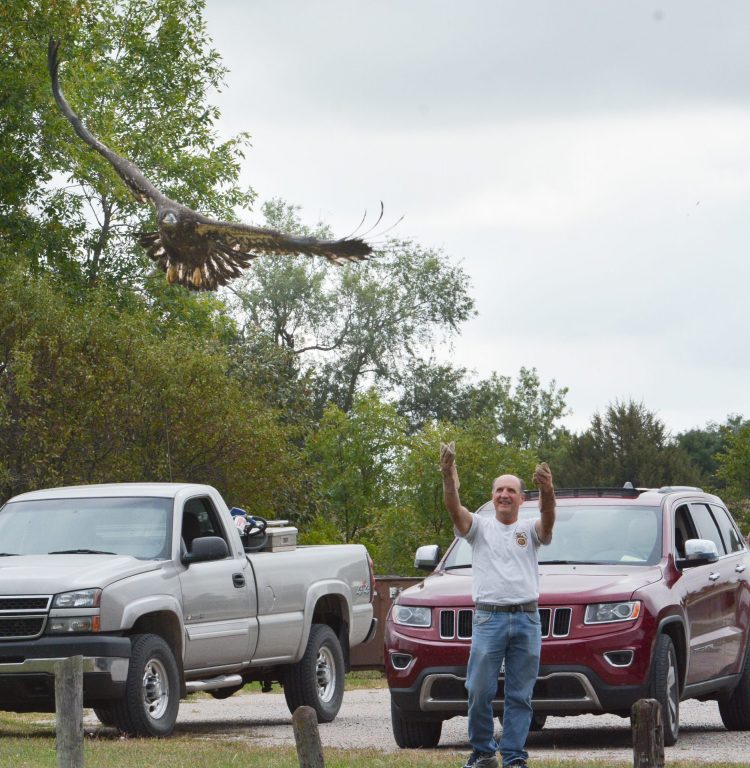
[
  {"x1": 303, "y1": 391, "x2": 408, "y2": 546},
  {"x1": 229, "y1": 200, "x2": 476, "y2": 414},
  {"x1": 0, "y1": 265, "x2": 303, "y2": 513},
  {"x1": 397, "y1": 363, "x2": 569, "y2": 453},
  {"x1": 556, "y1": 400, "x2": 702, "y2": 488},
  {"x1": 715, "y1": 420, "x2": 750, "y2": 532},
  {"x1": 375, "y1": 420, "x2": 539, "y2": 575},
  {"x1": 1, "y1": 0, "x2": 253, "y2": 290},
  {"x1": 677, "y1": 415, "x2": 746, "y2": 490}
]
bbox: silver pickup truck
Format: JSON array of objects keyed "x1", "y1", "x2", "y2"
[{"x1": 0, "y1": 483, "x2": 376, "y2": 736}]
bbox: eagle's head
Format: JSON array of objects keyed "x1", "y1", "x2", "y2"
[{"x1": 158, "y1": 209, "x2": 179, "y2": 227}]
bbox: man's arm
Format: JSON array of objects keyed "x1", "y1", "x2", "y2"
[
  {"x1": 440, "y1": 441, "x2": 473, "y2": 537},
  {"x1": 533, "y1": 462, "x2": 556, "y2": 544}
]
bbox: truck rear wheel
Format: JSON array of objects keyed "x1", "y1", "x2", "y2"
[
  {"x1": 390, "y1": 698, "x2": 442, "y2": 748},
  {"x1": 110, "y1": 633, "x2": 180, "y2": 737},
  {"x1": 283, "y1": 624, "x2": 344, "y2": 722}
]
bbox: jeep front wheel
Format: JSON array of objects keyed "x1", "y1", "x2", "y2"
[
  {"x1": 283, "y1": 624, "x2": 344, "y2": 722},
  {"x1": 650, "y1": 634, "x2": 680, "y2": 746},
  {"x1": 390, "y1": 698, "x2": 442, "y2": 748}
]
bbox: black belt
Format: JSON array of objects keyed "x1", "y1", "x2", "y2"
[{"x1": 475, "y1": 601, "x2": 538, "y2": 613}]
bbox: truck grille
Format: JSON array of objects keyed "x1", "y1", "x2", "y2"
[
  {"x1": 0, "y1": 595, "x2": 51, "y2": 640},
  {"x1": 440, "y1": 606, "x2": 572, "y2": 640}
]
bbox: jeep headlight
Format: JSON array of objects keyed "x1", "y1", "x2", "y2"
[
  {"x1": 392, "y1": 604, "x2": 431, "y2": 627},
  {"x1": 585, "y1": 601, "x2": 641, "y2": 624},
  {"x1": 52, "y1": 589, "x2": 101, "y2": 608}
]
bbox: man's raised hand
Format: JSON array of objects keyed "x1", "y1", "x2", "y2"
[{"x1": 533, "y1": 462, "x2": 554, "y2": 491}]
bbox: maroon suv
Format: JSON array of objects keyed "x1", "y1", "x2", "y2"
[{"x1": 385, "y1": 486, "x2": 750, "y2": 748}]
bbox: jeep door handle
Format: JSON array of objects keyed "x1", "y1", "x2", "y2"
[
  {"x1": 736, "y1": 564, "x2": 746, "y2": 573},
  {"x1": 708, "y1": 572, "x2": 720, "y2": 582},
  {"x1": 233, "y1": 573, "x2": 245, "y2": 588}
]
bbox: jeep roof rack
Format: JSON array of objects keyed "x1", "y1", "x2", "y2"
[
  {"x1": 657, "y1": 485, "x2": 703, "y2": 494},
  {"x1": 525, "y1": 487, "x2": 642, "y2": 500}
]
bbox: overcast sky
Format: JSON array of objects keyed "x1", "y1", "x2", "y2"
[{"x1": 203, "y1": 0, "x2": 750, "y2": 434}]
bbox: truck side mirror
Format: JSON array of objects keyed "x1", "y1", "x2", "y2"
[
  {"x1": 182, "y1": 536, "x2": 229, "y2": 565},
  {"x1": 414, "y1": 544, "x2": 441, "y2": 571},
  {"x1": 677, "y1": 538, "x2": 720, "y2": 569}
]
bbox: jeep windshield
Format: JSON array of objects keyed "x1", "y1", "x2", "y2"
[
  {"x1": 444, "y1": 504, "x2": 662, "y2": 568},
  {"x1": 0, "y1": 497, "x2": 172, "y2": 560}
]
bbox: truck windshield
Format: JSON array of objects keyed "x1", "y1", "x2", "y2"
[
  {"x1": 444, "y1": 504, "x2": 663, "y2": 568},
  {"x1": 0, "y1": 497, "x2": 172, "y2": 560}
]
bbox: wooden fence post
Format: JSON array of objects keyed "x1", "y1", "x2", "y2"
[
  {"x1": 292, "y1": 706, "x2": 324, "y2": 768},
  {"x1": 55, "y1": 655, "x2": 84, "y2": 768},
  {"x1": 631, "y1": 698, "x2": 664, "y2": 768}
]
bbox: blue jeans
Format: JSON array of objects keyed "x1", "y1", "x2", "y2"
[{"x1": 465, "y1": 609, "x2": 541, "y2": 766}]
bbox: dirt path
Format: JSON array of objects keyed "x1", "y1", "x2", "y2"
[{"x1": 84, "y1": 687, "x2": 749, "y2": 762}]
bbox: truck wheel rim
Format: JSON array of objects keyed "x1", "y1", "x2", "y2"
[
  {"x1": 316, "y1": 646, "x2": 336, "y2": 703},
  {"x1": 143, "y1": 657, "x2": 170, "y2": 720}
]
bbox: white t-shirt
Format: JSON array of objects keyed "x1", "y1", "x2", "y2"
[{"x1": 461, "y1": 514, "x2": 545, "y2": 605}]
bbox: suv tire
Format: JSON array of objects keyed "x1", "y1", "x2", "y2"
[
  {"x1": 650, "y1": 634, "x2": 680, "y2": 746},
  {"x1": 390, "y1": 698, "x2": 442, "y2": 748},
  {"x1": 718, "y1": 642, "x2": 750, "y2": 730}
]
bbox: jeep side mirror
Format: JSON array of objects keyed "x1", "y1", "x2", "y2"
[
  {"x1": 414, "y1": 544, "x2": 441, "y2": 571},
  {"x1": 677, "y1": 538, "x2": 720, "y2": 569},
  {"x1": 182, "y1": 536, "x2": 229, "y2": 565}
]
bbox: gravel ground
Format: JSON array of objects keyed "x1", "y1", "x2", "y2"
[{"x1": 84, "y1": 687, "x2": 749, "y2": 762}]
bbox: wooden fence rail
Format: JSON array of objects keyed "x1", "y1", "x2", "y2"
[
  {"x1": 55, "y1": 655, "x2": 84, "y2": 768},
  {"x1": 292, "y1": 706, "x2": 325, "y2": 768},
  {"x1": 632, "y1": 697, "x2": 665, "y2": 768}
]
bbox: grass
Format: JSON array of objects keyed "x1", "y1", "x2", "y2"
[
  {"x1": 0, "y1": 677, "x2": 736, "y2": 768},
  {"x1": 0, "y1": 710, "x2": 740, "y2": 768}
]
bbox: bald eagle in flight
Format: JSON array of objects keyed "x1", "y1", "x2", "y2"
[{"x1": 48, "y1": 39, "x2": 372, "y2": 290}]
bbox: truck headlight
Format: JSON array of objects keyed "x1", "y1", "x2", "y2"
[
  {"x1": 52, "y1": 589, "x2": 101, "y2": 608},
  {"x1": 47, "y1": 616, "x2": 99, "y2": 633},
  {"x1": 585, "y1": 601, "x2": 641, "y2": 624},
  {"x1": 392, "y1": 604, "x2": 431, "y2": 627}
]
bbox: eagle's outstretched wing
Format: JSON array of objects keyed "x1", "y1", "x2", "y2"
[
  {"x1": 48, "y1": 38, "x2": 373, "y2": 291},
  {"x1": 48, "y1": 38, "x2": 164, "y2": 206}
]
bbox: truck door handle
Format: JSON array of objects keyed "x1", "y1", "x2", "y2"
[
  {"x1": 736, "y1": 564, "x2": 746, "y2": 573},
  {"x1": 232, "y1": 574, "x2": 245, "y2": 588},
  {"x1": 708, "y1": 572, "x2": 720, "y2": 582}
]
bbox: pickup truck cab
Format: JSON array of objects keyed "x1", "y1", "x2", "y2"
[
  {"x1": 386, "y1": 486, "x2": 750, "y2": 748},
  {"x1": 0, "y1": 483, "x2": 376, "y2": 736}
]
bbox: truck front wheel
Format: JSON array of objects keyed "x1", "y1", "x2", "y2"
[
  {"x1": 283, "y1": 624, "x2": 344, "y2": 722},
  {"x1": 109, "y1": 633, "x2": 180, "y2": 737}
]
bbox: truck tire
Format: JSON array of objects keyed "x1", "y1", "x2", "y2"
[
  {"x1": 93, "y1": 706, "x2": 115, "y2": 727},
  {"x1": 718, "y1": 642, "x2": 750, "y2": 730},
  {"x1": 109, "y1": 633, "x2": 180, "y2": 737},
  {"x1": 390, "y1": 698, "x2": 442, "y2": 748},
  {"x1": 283, "y1": 624, "x2": 344, "y2": 722},
  {"x1": 649, "y1": 633, "x2": 680, "y2": 746}
]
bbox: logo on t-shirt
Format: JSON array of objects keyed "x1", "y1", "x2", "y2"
[{"x1": 515, "y1": 530, "x2": 528, "y2": 548}]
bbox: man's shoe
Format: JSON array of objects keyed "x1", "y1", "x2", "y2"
[
  {"x1": 504, "y1": 761, "x2": 528, "y2": 768},
  {"x1": 463, "y1": 750, "x2": 499, "y2": 768}
]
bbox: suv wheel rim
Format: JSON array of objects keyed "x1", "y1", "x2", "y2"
[
  {"x1": 316, "y1": 645, "x2": 336, "y2": 703},
  {"x1": 666, "y1": 647, "x2": 678, "y2": 731},
  {"x1": 143, "y1": 657, "x2": 170, "y2": 720}
]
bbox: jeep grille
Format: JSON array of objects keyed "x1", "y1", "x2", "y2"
[{"x1": 440, "y1": 606, "x2": 572, "y2": 640}]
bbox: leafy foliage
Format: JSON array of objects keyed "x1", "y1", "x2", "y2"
[{"x1": 555, "y1": 400, "x2": 702, "y2": 488}]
